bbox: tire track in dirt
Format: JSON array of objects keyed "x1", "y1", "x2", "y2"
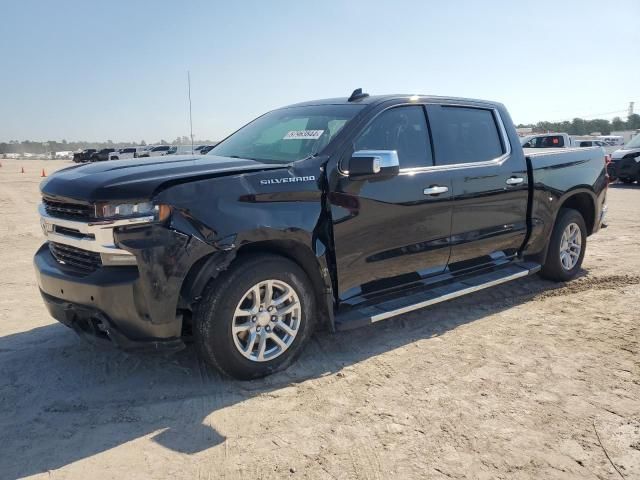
[{"x1": 532, "y1": 274, "x2": 640, "y2": 300}]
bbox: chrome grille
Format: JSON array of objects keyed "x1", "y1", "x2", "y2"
[
  {"x1": 43, "y1": 198, "x2": 94, "y2": 221},
  {"x1": 49, "y1": 242, "x2": 102, "y2": 273}
]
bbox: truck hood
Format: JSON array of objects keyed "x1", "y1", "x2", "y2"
[
  {"x1": 611, "y1": 147, "x2": 640, "y2": 160},
  {"x1": 40, "y1": 154, "x2": 285, "y2": 202}
]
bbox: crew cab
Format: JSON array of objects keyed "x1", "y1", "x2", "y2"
[
  {"x1": 34, "y1": 90, "x2": 608, "y2": 379},
  {"x1": 608, "y1": 134, "x2": 640, "y2": 184}
]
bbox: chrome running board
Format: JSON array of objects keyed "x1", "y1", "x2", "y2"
[{"x1": 335, "y1": 262, "x2": 540, "y2": 331}]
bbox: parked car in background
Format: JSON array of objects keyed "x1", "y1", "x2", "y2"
[
  {"x1": 608, "y1": 134, "x2": 640, "y2": 184},
  {"x1": 133, "y1": 146, "x2": 153, "y2": 158},
  {"x1": 575, "y1": 139, "x2": 607, "y2": 148},
  {"x1": 142, "y1": 145, "x2": 172, "y2": 157},
  {"x1": 167, "y1": 145, "x2": 201, "y2": 155},
  {"x1": 521, "y1": 133, "x2": 574, "y2": 148},
  {"x1": 89, "y1": 148, "x2": 116, "y2": 162},
  {"x1": 54, "y1": 151, "x2": 74, "y2": 159},
  {"x1": 199, "y1": 144, "x2": 216, "y2": 154},
  {"x1": 598, "y1": 135, "x2": 624, "y2": 146},
  {"x1": 72, "y1": 149, "x2": 97, "y2": 163},
  {"x1": 574, "y1": 139, "x2": 616, "y2": 155},
  {"x1": 109, "y1": 147, "x2": 144, "y2": 161}
]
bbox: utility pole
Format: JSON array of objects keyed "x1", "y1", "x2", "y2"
[
  {"x1": 188, "y1": 71, "x2": 194, "y2": 154},
  {"x1": 629, "y1": 101, "x2": 635, "y2": 119}
]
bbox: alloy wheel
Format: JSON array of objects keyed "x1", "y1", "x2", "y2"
[
  {"x1": 231, "y1": 279, "x2": 301, "y2": 362},
  {"x1": 559, "y1": 222, "x2": 582, "y2": 270}
]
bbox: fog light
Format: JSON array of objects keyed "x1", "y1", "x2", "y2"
[{"x1": 100, "y1": 252, "x2": 137, "y2": 266}]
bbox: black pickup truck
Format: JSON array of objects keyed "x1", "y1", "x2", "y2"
[
  {"x1": 72, "y1": 149, "x2": 97, "y2": 163},
  {"x1": 35, "y1": 90, "x2": 608, "y2": 379}
]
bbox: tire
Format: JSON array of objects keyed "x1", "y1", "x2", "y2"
[
  {"x1": 540, "y1": 208, "x2": 587, "y2": 282},
  {"x1": 620, "y1": 177, "x2": 634, "y2": 184},
  {"x1": 111, "y1": 156, "x2": 119, "y2": 161},
  {"x1": 194, "y1": 254, "x2": 316, "y2": 380}
]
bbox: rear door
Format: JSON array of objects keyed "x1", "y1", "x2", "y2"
[
  {"x1": 426, "y1": 104, "x2": 528, "y2": 268},
  {"x1": 330, "y1": 104, "x2": 453, "y2": 300}
]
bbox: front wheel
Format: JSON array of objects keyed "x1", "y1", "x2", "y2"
[
  {"x1": 194, "y1": 254, "x2": 316, "y2": 380},
  {"x1": 540, "y1": 208, "x2": 587, "y2": 282}
]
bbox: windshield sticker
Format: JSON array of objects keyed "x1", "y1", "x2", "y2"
[{"x1": 283, "y1": 130, "x2": 325, "y2": 140}]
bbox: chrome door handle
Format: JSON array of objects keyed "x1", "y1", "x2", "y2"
[
  {"x1": 423, "y1": 185, "x2": 449, "y2": 195},
  {"x1": 506, "y1": 176, "x2": 524, "y2": 185}
]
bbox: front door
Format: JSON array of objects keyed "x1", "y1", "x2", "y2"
[{"x1": 329, "y1": 105, "x2": 453, "y2": 300}]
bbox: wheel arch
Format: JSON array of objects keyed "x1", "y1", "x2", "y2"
[
  {"x1": 558, "y1": 189, "x2": 596, "y2": 235},
  {"x1": 180, "y1": 239, "x2": 335, "y2": 332},
  {"x1": 524, "y1": 187, "x2": 597, "y2": 266},
  {"x1": 235, "y1": 240, "x2": 334, "y2": 331}
]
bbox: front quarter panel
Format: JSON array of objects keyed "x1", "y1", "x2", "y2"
[
  {"x1": 115, "y1": 160, "x2": 330, "y2": 328},
  {"x1": 154, "y1": 161, "x2": 325, "y2": 250}
]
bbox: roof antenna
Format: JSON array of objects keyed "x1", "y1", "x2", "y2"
[
  {"x1": 187, "y1": 71, "x2": 194, "y2": 155},
  {"x1": 348, "y1": 88, "x2": 369, "y2": 102}
]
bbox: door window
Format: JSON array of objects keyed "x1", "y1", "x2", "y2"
[
  {"x1": 354, "y1": 106, "x2": 433, "y2": 168},
  {"x1": 430, "y1": 106, "x2": 505, "y2": 164},
  {"x1": 525, "y1": 135, "x2": 565, "y2": 148}
]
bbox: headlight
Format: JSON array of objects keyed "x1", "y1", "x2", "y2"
[{"x1": 94, "y1": 201, "x2": 172, "y2": 222}]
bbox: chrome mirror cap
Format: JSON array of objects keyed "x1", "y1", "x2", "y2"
[{"x1": 351, "y1": 150, "x2": 399, "y2": 170}]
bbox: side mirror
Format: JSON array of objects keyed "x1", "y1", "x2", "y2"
[{"x1": 348, "y1": 150, "x2": 399, "y2": 179}]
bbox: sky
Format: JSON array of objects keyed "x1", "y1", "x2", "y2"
[{"x1": 1, "y1": 0, "x2": 638, "y2": 143}]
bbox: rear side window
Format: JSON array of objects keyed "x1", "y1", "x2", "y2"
[
  {"x1": 429, "y1": 106, "x2": 505, "y2": 165},
  {"x1": 527, "y1": 135, "x2": 565, "y2": 148},
  {"x1": 354, "y1": 106, "x2": 433, "y2": 168}
]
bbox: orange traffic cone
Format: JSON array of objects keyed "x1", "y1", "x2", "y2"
[
  {"x1": 21, "y1": 167, "x2": 24, "y2": 174},
  {"x1": 41, "y1": 168, "x2": 46, "y2": 177}
]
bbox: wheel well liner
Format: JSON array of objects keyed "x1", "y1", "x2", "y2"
[
  {"x1": 236, "y1": 240, "x2": 333, "y2": 329},
  {"x1": 180, "y1": 240, "x2": 333, "y2": 330},
  {"x1": 560, "y1": 192, "x2": 596, "y2": 234}
]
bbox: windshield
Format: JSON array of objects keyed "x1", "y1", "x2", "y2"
[
  {"x1": 625, "y1": 135, "x2": 640, "y2": 149},
  {"x1": 208, "y1": 104, "x2": 364, "y2": 163}
]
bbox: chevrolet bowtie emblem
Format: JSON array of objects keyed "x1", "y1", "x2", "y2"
[{"x1": 40, "y1": 219, "x2": 54, "y2": 234}]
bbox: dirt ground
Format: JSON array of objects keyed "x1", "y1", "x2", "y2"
[{"x1": 0, "y1": 159, "x2": 638, "y2": 480}]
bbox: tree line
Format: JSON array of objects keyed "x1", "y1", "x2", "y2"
[
  {"x1": 0, "y1": 136, "x2": 218, "y2": 155},
  {"x1": 518, "y1": 114, "x2": 640, "y2": 136},
  {"x1": 3, "y1": 114, "x2": 640, "y2": 154}
]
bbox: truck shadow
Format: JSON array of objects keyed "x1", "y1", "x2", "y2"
[{"x1": 0, "y1": 272, "x2": 585, "y2": 478}]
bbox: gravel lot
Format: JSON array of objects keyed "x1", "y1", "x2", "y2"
[{"x1": 0, "y1": 159, "x2": 638, "y2": 480}]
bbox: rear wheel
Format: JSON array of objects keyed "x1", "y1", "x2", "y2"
[
  {"x1": 540, "y1": 208, "x2": 587, "y2": 282},
  {"x1": 620, "y1": 177, "x2": 634, "y2": 184},
  {"x1": 194, "y1": 254, "x2": 316, "y2": 380}
]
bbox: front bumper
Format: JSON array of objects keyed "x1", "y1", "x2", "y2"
[
  {"x1": 34, "y1": 243, "x2": 185, "y2": 352},
  {"x1": 609, "y1": 157, "x2": 640, "y2": 179}
]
